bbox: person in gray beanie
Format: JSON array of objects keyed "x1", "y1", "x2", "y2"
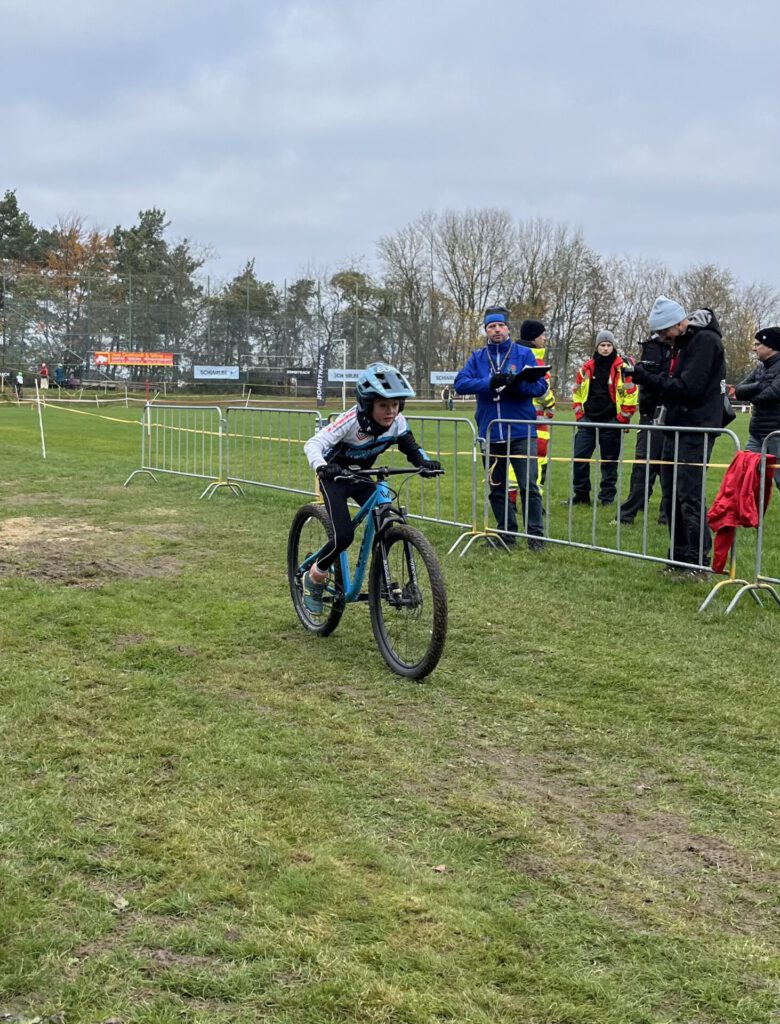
[
  {"x1": 647, "y1": 296, "x2": 687, "y2": 334},
  {"x1": 631, "y1": 297, "x2": 726, "y2": 576},
  {"x1": 569, "y1": 331, "x2": 637, "y2": 506}
]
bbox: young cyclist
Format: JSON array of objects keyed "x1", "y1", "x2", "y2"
[{"x1": 302, "y1": 362, "x2": 442, "y2": 613}]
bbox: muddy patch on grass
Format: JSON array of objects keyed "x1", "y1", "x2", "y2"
[
  {"x1": 0, "y1": 516, "x2": 181, "y2": 588},
  {"x1": 407, "y1": 733, "x2": 780, "y2": 938},
  {"x1": 139, "y1": 948, "x2": 218, "y2": 973},
  {"x1": 0, "y1": 516, "x2": 108, "y2": 546}
]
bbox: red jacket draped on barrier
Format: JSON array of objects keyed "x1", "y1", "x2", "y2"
[{"x1": 707, "y1": 451, "x2": 776, "y2": 572}]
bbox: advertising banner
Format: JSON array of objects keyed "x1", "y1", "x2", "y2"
[
  {"x1": 93, "y1": 351, "x2": 175, "y2": 367},
  {"x1": 327, "y1": 368, "x2": 361, "y2": 382},
  {"x1": 430, "y1": 371, "x2": 458, "y2": 384},
  {"x1": 193, "y1": 365, "x2": 240, "y2": 380},
  {"x1": 315, "y1": 347, "x2": 329, "y2": 407}
]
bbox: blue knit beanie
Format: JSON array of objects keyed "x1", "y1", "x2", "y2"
[
  {"x1": 484, "y1": 308, "x2": 509, "y2": 327},
  {"x1": 648, "y1": 296, "x2": 686, "y2": 331}
]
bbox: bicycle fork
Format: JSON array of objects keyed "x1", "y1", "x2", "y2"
[{"x1": 376, "y1": 529, "x2": 421, "y2": 609}]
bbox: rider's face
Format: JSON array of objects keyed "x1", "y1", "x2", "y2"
[{"x1": 371, "y1": 398, "x2": 401, "y2": 427}]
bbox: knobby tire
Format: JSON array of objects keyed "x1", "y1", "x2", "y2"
[
  {"x1": 368, "y1": 524, "x2": 447, "y2": 679},
  {"x1": 287, "y1": 503, "x2": 344, "y2": 637}
]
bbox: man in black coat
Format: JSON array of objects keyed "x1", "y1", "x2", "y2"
[
  {"x1": 616, "y1": 332, "x2": 672, "y2": 525},
  {"x1": 734, "y1": 326, "x2": 780, "y2": 490},
  {"x1": 632, "y1": 296, "x2": 726, "y2": 572}
]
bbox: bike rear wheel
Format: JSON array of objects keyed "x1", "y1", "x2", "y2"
[
  {"x1": 368, "y1": 524, "x2": 447, "y2": 679},
  {"x1": 287, "y1": 503, "x2": 344, "y2": 636}
]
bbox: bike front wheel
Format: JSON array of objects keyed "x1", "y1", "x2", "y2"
[
  {"x1": 287, "y1": 503, "x2": 344, "y2": 637},
  {"x1": 368, "y1": 524, "x2": 447, "y2": 679}
]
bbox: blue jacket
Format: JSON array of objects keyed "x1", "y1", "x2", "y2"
[{"x1": 454, "y1": 339, "x2": 549, "y2": 443}]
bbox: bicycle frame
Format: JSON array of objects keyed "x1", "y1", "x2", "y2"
[{"x1": 299, "y1": 479, "x2": 399, "y2": 603}]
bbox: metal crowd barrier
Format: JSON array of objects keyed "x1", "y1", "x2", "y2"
[
  {"x1": 124, "y1": 403, "x2": 241, "y2": 499},
  {"x1": 757, "y1": 430, "x2": 780, "y2": 595},
  {"x1": 701, "y1": 431, "x2": 780, "y2": 614},
  {"x1": 451, "y1": 416, "x2": 743, "y2": 584},
  {"x1": 122, "y1": 405, "x2": 778, "y2": 616},
  {"x1": 387, "y1": 415, "x2": 478, "y2": 532},
  {"x1": 224, "y1": 406, "x2": 322, "y2": 497}
]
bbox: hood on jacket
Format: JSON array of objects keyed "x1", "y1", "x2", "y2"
[{"x1": 686, "y1": 308, "x2": 722, "y2": 338}]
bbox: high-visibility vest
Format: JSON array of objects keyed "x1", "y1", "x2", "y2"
[{"x1": 508, "y1": 346, "x2": 554, "y2": 490}]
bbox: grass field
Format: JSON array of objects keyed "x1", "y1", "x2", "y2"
[{"x1": 1, "y1": 398, "x2": 779, "y2": 1024}]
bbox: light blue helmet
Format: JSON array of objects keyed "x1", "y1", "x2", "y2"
[{"x1": 355, "y1": 362, "x2": 415, "y2": 413}]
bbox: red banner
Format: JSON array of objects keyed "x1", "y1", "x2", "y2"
[{"x1": 93, "y1": 351, "x2": 174, "y2": 367}]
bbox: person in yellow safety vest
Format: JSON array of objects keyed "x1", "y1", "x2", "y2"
[
  {"x1": 569, "y1": 330, "x2": 637, "y2": 506},
  {"x1": 508, "y1": 320, "x2": 555, "y2": 502}
]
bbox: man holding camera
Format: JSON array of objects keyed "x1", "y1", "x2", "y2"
[
  {"x1": 631, "y1": 296, "x2": 726, "y2": 573},
  {"x1": 454, "y1": 306, "x2": 550, "y2": 550},
  {"x1": 616, "y1": 332, "x2": 672, "y2": 525}
]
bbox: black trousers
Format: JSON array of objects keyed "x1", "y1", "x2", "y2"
[
  {"x1": 572, "y1": 418, "x2": 623, "y2": 503},
  {"x1": 660, "y1": 432, "x2": 715, "y2": 566},
  {"x1": 316, "y1": 477, "x2": 375, "y2": 571},
  {"x1": 618, "y1": 413, "x2": 665, "y2": 521},
  {"x1": 484, "y1": 436, "x2": 543, "y2": 539}
]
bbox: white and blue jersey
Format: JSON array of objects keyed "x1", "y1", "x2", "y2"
[{"x1": 304, "y1": 406, "x2": 427, "y2": 470}]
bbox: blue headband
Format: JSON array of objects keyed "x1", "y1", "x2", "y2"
[{"x1": 484, "y1": 313, "x2": 508, "y2": 326}]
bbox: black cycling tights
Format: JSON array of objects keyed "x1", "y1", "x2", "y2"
[{"x1": 315, "y1": 477, "x2": 376, "y2": 571}]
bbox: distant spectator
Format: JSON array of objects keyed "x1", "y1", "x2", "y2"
[
  {"x1": 65, "y1": 372, "x2": 79, "y2": 390},
  {"x1": 569, "y1": 331, "x2": 637, "y2": 506},
  {"x1": 733, "y1": 326, "x2": 780, "y2": 490},
  {"x1": 54, "y1": 364, "x2": 65, "y2": 387},
  {"x1": 441, "y1": 384, "x2": 451, "y2": 409},
  {"x1": 39, "y1": 362, "x2": 49, "y2": 389},
  {"x1": 632, "y1": 298, "x2": 726, "y2": 574},
  {"x1": 14, "y1": 371, "x2": 24, "y2": 399},
  {"x1": 615, "y1": 331, "x2": 672, "y2": 526},
  {"x1": 521, "y1": 319, "x2": 555, "y2": 490},
  {"x1": 454, "y1": 305, "x2": 549, "y2": 550},
  {"x1": 507, "y1": 319, "x2": 555, "y2": 502}
]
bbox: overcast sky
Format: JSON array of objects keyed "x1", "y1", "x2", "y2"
[{"x1": 3, "y1": 0, "x2": 779, "y2": 290}]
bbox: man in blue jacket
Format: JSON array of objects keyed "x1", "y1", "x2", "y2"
[{"x1": 454, "y1": 307, "x2": 549, "y2": 550}]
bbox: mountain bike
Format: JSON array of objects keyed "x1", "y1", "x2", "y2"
[{"x1": 287, "y1": 466, "x2": 448, "y2": 680}]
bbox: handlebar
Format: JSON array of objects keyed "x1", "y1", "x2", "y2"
[{"x1": 334, "y1": 465, "x2": 444, "y2": 482}]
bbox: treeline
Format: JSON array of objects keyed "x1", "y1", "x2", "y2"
[{"x1": 2, "y1": 190, "x2": 778, "y2": 389}]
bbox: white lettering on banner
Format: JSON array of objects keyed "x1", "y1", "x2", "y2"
[
  {"x1": 430, "y1": 371, "x2": 457, "y2": 385},
  {"x1": 327, "y1": 369, "x2": 361, "y2": 382},
  {"x1": 194, "y1": 366, "x2": 240, "y2": 380}
]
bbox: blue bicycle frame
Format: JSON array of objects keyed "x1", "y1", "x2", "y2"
[{"x1": 299, "y1": 479, "x2": 396, "y2": 603}]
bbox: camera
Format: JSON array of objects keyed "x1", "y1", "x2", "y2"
[{"x1": 623, "y1": 359, "x2": 659, "y2": 378}]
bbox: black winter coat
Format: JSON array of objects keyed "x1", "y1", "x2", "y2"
[
  {"x1": 634, "y1": 310, "x2": 725, "y2": 428},
  {"x1": 637, "y1": 335, "x2": 672, "y2": 417},
  {"x1": 734, "y1": 351, "x2": 780, "y2": 440}
]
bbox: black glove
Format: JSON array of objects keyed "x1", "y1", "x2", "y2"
[
  {"x1": 630, "y1": 363, "x2": 650, "y2": 385},
  {"x1": 316, "y1": 463, "x2": 343, "y2": 482},
  {"x1": 503, "y1": 373, "x2": 526, "y2": 393},
  {"x1": 419, "y1": 459, "x2": 442, "y2": 477},
  {"x1": 489, "y1": 373, "x2": 510, "y2": 391}
]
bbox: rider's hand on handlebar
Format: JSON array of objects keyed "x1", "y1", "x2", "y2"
[
  {"x1": 419, "y1": 460, "x2": 443, "y2": 477},
  {"x1": 316, "y1": 463, "x2": 343, "y2": 482}
]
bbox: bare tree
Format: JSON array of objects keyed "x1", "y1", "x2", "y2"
[
  {"x1": 433, "y1": 208, "x2": 516, "y2": 364},
  {"x1": 600, "y1": 255, "x2": 672, "y2": 358},
  {"x1": 377, "y1": 214, "x2": 438, "y2": 388},
  {"x1": 542, "y1": 227, "x2": 602, "y2": 392}
]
